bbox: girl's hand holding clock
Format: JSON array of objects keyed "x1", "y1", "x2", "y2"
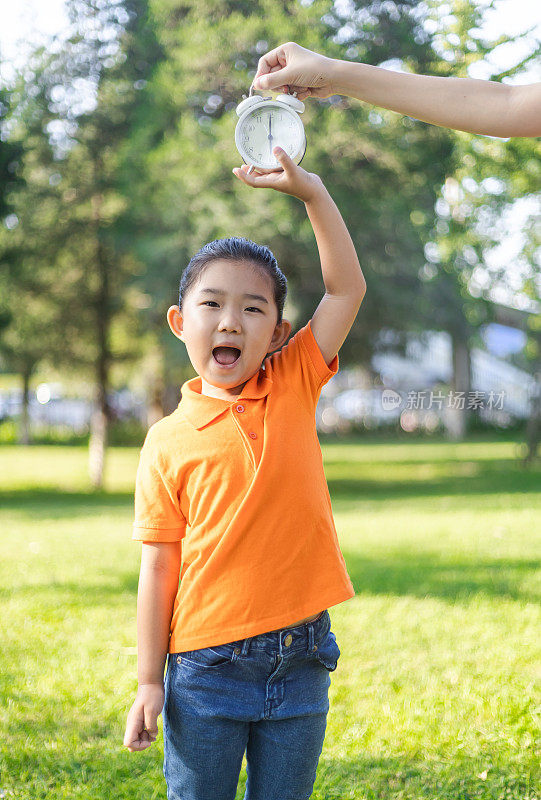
[{"x1": 233, "y1": 147, "x2": 323, "y2": 203}]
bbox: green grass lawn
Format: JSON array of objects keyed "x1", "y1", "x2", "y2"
[{"x1": 0, "y1": 438, "x2": 539, "y2": 799}]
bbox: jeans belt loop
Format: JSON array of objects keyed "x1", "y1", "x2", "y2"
[
  {"x1": 307, "y1": 621, "x2": 315, "y2": 654},
  {"x1": 240, "y1": 637, "x2": 252, "y2": 657}
]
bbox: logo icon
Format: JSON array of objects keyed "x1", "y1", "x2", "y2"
[{"x1": 381, "y1": 389, "x2": 402, "y2": 411}]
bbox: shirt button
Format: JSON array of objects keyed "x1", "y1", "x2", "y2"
[
  {"x1": 236, "y1": 404, "x2": 245, "y2": 413},
  {"x1": 284, "y1": 634, "x2": 293, "y2": 647},
  {"x1": 249, "y1": 431, "x2": 257, "y2": 439}
]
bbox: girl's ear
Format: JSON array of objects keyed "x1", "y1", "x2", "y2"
[
  {"x1": 268, "y1": 319, "x2": 292, "y2": 353},
  {"x1": 167, "y1": 305, "x2": 184, "y2": 340}
]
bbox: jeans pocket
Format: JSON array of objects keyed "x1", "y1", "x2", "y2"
[
  {"x1": 313, "y1": 628, "x2": 341, "y2": 672},
  {"x1": 176, "y1": 643, "x2": 235, "y2": 669}
]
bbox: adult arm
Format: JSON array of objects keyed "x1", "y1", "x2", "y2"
[
  {"x1": 331, "y1": 62, "x2": 541, "y2": 137},
  {"x1": 253, "y1": 42, "x2": 541, "y2": 137}
]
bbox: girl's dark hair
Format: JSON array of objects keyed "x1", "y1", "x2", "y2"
[{"x1": 179, "y1": 237, "x2": 287, "y2": 324}]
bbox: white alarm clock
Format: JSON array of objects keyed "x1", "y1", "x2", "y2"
[{"x1": 235, "y1": 85, "x2": 306, "y2": 173}]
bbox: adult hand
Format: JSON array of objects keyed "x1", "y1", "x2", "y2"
[
  {"x1": 233, "y1": 147, "x2": 324, "y2": 203},
  {"x1": 123, "y1": 683, "x2": 164, "y2": 752},
  {"x1": 253, "y1": 42, "x2": 337, "y2": 101}
]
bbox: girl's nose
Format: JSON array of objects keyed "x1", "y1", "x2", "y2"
[{"x1": 218, "y1": 311, "x2": 242, "y2": 332}]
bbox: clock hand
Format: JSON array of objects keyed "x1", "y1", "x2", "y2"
[{"x1": 268, "y1": 113, "x2": 274, "y2": 158}]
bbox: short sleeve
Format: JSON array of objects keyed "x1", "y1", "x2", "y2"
[
  {"x1": 132, "y1": 436, "x2": 187, "y2": 543},
  {"x1": 267, "y1": 318, "x2": 339, "y2": 407}
]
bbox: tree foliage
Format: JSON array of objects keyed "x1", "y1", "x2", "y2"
[{"x1": 0, "y1": 0, "x2": 538, "y2": 450}]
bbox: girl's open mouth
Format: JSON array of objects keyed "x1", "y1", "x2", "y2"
[{"x1": 212, "y1": 346, "x2": 242, "y2": 369}]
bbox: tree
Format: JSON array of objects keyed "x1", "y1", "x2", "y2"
[
  {"x1": 121, "y1": 0, "x2": 457, "y2": 416},
  {"x1": 0, "y1": 65, "x2": 69, "y2": 444},
  {"x1": 422, "y1": 0, "x2": 541, "y2": 443},
  {"x1": 1, "y1": 0, "x2": 165, "y2": 480}
]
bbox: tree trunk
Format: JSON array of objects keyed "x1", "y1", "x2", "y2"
[
  {"x1": 89, "y1": 397, "x2": 108, "y2": 489},
  {"x1": 145, "y1": 347, "x2": 183, "y2": 426},
  {"x1": 164, "y1": 381, "x2": 181, "y2": 417},
  {"x1": 88, "y1": 332, "x2": 110, "y2": 489},
  {"x1": 147, "y1": 372, "x2": 165, "y2": 428},
  {"x1": 444, "y1": 336, "x2": 471, "y2": 441},
  {"x1": 19, "y1": 368, "x2": 32, "y2": 445},
  {"x1": 524, "y1": 366, "x2": 540, "y2": 466},
  {"x1": 88, "y1": 188, "x2": 111, "y2": 489}
]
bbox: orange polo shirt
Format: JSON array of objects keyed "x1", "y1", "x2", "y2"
[{"x1": 132, "y1": 319, "x2": 355, "y2": 652}]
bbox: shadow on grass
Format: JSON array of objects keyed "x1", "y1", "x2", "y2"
[
  {"x1": 2, "y1": 456, "x2": 539, "y2": 517},
  {"x1": 345, "y1": 550, "x2": 540, "y2": 604},
  {"x1": 2, "y1": 552, "x2": 538, "y2": 605},
  {"x1": 326, "y1": 459, "x2": 540, "y2": 501},
  {"x1": 2, "y1": 451, "x2": 540, "y2": 607},
  {"x1": 1, "y1": 487, "x2": 539, "y2": 605},
  {"x1": 0, "y1": 487, "x2": 133, "y2": 517},
  {"x1": 0, "y1": 569, "x2": 139, "y2": 602}
]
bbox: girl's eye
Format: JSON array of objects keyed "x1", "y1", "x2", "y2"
[{"x1": 202, "y1": 301, "x2": 261, "y2": 313}]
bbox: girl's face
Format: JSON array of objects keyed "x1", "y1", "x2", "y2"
[{"x1": 167, "y1": 259, "x2": 291, "y2": 401}]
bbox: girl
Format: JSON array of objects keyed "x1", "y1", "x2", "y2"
[{"x1": 123, "y1": 147, "x2": 366, "y2": 800}]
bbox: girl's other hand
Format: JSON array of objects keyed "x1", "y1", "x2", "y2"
[
  {"x1": 123, "y1": 683, "x2": 164, "y2": 752},
  {"x1": 252, "y1": 42, "x2": 337, "y2": 101},
  {"x1": 233, "y1": 148, "x2": 324, "y2": 203}
]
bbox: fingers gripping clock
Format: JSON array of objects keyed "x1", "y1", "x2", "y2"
[{"x1": 235, "y1": 84, "x2": 306, "y2": 174}]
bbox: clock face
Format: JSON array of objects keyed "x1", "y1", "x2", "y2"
[{"x1": 235, "y1": 104, "x2": 306, "y2": 171}]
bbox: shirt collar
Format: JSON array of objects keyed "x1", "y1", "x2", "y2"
[{"x1": 179, "y1": 366, "x2": 273, "y2": 430}]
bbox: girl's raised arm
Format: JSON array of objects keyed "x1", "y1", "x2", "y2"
[{"x1": 233, "y1": 149, "x2": 366, "y2": 365}]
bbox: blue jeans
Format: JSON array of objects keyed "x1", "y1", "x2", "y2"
[{"x1": 162, "y1": 609, "x2": 341, "y2": 800}]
